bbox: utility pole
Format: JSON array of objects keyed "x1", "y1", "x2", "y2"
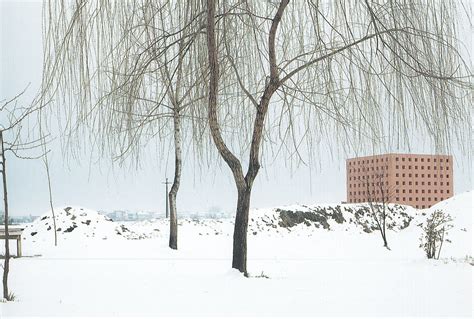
[{"x1": 163, "y1": 177, "x2": 171, "y2": 218}]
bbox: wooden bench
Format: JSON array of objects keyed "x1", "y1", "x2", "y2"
[{"x1": 0, "y1": 226, "x2": 24, "y2": 257}]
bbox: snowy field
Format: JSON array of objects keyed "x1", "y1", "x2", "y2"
[{"x1": 1, "y1": 192, "x2": 472, "y2": 317}]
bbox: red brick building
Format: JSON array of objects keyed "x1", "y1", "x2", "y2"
[{"x1": 346, "y1": 154, "x2": 453, "y2": 209}]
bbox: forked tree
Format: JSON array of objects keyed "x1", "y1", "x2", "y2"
[{"x1": 205, "y1": 0, "x2": 470, "y2": 274}]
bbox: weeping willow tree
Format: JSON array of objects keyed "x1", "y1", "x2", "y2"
[
  {"x1": 40, "y1": 0, "x2": 209, "y2": 250},
  {"x1": 205, "y1": 0, "x2": 471, "y2": 274},
  {"x1": 41, "y1": 0, "x2": 471, "y2": 274}
]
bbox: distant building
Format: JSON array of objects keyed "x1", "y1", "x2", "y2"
[{"x1": 346, "y1": 153, "x2": 453, "y2": 209}]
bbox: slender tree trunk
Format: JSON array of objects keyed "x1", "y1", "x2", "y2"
[
  {"x1": 44, "y1": 153, "x2": 57, "y2": 246},
  {"x1": 169, "y1": 110, "x2": 182, "y2": 250},
  {"x1": 1, "y1": 131, "x2": 10, "y2": 300}
]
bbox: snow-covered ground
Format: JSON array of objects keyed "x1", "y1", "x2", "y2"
[{"x1": 1, "y1": 191, "x2": 472, "y2": 317}]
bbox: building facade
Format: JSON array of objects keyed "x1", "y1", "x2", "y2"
[{"x1": 346, "y1": 154, "x2": 453, "y2": 209}]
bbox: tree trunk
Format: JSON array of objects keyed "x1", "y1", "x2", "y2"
[
  {"x1": 168, "y1": 110, "x2": 181, "y2": 250},
  {"x1": 232, "y1": 185, "x2": 252, "y2": 275},
  {"x1": 1, "y1": 131, "x2": 10, "y2": 300},
  {"x1": 44, "y1": 153, "x2": 57, "y2": 246}
]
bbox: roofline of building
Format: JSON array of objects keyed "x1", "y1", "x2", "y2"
[{"x1": 346, "y1": 153, "x2": 452, "y2": 161}]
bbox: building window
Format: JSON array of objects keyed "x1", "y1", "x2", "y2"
[
  {"x1": 422, "y1": 190, "x2": 425, "y2": 193},
  {"x1": 396, "y1": 189, "x2": 399, "y2": 193},
  {"x1": 402, "y1": 165, "x2": 405, "y2": 169},
  {"x1": 396, "y1": 181, "x2": 399, "y2": 185},
  {"x1": 415, "y1": 166, "x2": 418, "y2": 170},
  {"x1": 396, "y1": 173, "x2": 399, "y2": 177},
  {"x1": 447, "y1": 190, "x2": 450, "y2": 194},
  {"x1": 409, "y1": 166, "x2": 411, "y2": 169},
  {"x1": 409, "y1": 158, "x2": 412, "y2": 162},
  {"x1": 409, "y1": 174, "x2": 412, "y2": 177},
  {"x1": 396, "y1": 157, "x2": 399, "y2": 161},
  {"x1": 421, "y1": 166, "x2": 424, "y2": 169},
  {"x1": 434, "y1": 174, "x2": 437, "y2": 178},
  {"x1": 421, "y1": 158, "x2": 424, "y2": 162},
  {"x1": 415, "y1": 182, "x2": 418, "y2": 185},
  {"x1": 421, "y1": 182, "x2": 425, "y2": 185},
  {"x1": 428, "y1": 197, "x2": 431, "y2": 201},
  {"x1": 396, "y1": 197, "x2": 400, "y2": 201},
  {"x1": 396, "y1": 165, "x2": 399, "y2": 169},
  {"x1": 434, "y1": 182, "x2": 437, "y2": 186},
  {"x1": 409, "y1": 197, "x2": 412, "y2": 201},
  {"x1": 427, "y1": 158, "x2": 430, "y2": 162},
  {"x1": 402, "y1": 158, "x2": 405, "y2": 161},
  {"x1": 409, "y1": 189, "x2": 412, "y2": 193},
  {"x1": 402, "y1": 189, "x2": 406, "y2": 193},
  {"x1": 416, "y1": 197, "x2": 419, "y2": 201},
  {"x1": 446, "y1": 175, "x2": 449, "y2": 179},
  {"x1": 402, "y1": 181, "x2": 406, "y2": 185},
  {"x1": 402, "y1": 173, "x2": 405, "y2": 177},
  {"x1": 409, "y1": 181, "x2": 412, "y2": 185},
  {"x1": 415, "y1": 158, "x2": 418, "y2": 162},
  {"x1": 415, "y1": 190, "x2": 418, "y2": 193},
  {"x1": 428, "y1": 182, "x2": 431, "y2": 186}
]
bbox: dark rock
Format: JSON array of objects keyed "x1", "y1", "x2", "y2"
[{"x1": 31, "y1": 232, "x2": 37, "y2": 236}]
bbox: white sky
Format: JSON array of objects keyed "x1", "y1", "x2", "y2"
[{"x1": 0, "y1": 0, "x2": 472, "y2": 216}]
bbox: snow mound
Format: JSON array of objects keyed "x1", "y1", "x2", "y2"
[{"x1": 22, "y1": 206, "x2": 144, "y2": 242}]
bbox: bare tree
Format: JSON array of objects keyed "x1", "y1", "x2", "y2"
[
  {"x1": 0, "y1": 89, "x2": 46, "y2": 300},
  {"x1": 205, "y1": 0, "x2": 470, "y2": 273},
  {"x1": 360, "y1": 168, "x2": 397, "y2": 249},
  {"x1": 419, "y1": 209, "x2": 453, "y2": 259},
  {"x1": 40, "y1": 0, "x2": 208, "y2": 250}
]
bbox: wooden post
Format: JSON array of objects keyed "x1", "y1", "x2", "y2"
[{"x1": 16, "y1": 236, "x2": 21, "y2": 257}]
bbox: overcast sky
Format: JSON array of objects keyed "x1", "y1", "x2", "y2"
[{"x1": 0, "y1": 1, "x2": 472, "y2": 216}]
